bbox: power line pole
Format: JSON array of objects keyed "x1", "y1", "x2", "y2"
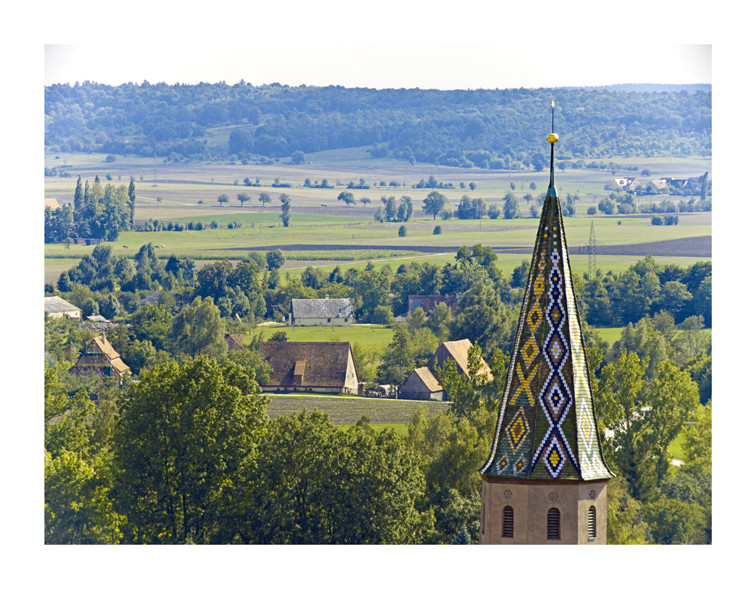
[{"x1": 588, "y1": 220, "x2": 597, "y2": 278}]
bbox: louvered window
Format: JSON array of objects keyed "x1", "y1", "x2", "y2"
[
  {"x1": 588, "y1": 506, "x2": 597, "y2": 539},
  {"x1": 502, "y1": 506, "x2": 514, "y2": 538},
  {"x1": 547, "y1": 508, "x2": 560, "y2": 540}
]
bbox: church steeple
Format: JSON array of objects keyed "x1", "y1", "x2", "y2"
[{"x1": 479, "y1": 104, "x2": 612, "y2": 544}]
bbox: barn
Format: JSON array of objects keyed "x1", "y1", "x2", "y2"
[
  {"x1": 258, "y1": 340, "x2": 361, "y2": 395},
  {"x1": 398, "y1": 366, "x2": 443, "y2": 401}
]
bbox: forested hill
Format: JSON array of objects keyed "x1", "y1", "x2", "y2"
[{"x1": 45, "y1": 82, "x2": 711, "y2": 169}]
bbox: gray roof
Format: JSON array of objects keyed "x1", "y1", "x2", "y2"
[
  {"x1": 44, "y1": 296, "x2": 81, "y2": 314},
  {"x1": 291, "y1": 298, "x2": 353, "y2": 319}
]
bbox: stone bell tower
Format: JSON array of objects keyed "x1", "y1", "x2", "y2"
[{"x1": 479, "y1": 103, "x2": 613, "y2": 544}]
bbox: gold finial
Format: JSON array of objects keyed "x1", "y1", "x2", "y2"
[{"x1": 547, "y1": 100, "x2": 558, "y2": 143}]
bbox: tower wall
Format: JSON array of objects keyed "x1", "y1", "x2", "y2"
[{"x1": 480, "y1": 476, "x2": 608, "y2": 544}]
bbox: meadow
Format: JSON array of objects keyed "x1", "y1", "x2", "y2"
[{"x1": 44, "y1": 151, "x2": 711, "y2": 284}]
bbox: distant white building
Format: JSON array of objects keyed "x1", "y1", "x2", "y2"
[
  {"x1": 290, "y1": 297, "x2": 353, "y2": 326},
  {"x1": 44, "y1": 296, "x2": 81, "y2": 320}
]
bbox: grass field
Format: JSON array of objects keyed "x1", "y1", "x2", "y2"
[
  {"x1": 44, "y1": 152, "x2": 711, "y2": 285},
  {"x1": 250, "y1": 323, "x2": 395, "y2": 352}
]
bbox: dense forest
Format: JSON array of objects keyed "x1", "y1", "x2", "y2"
[{"x1": 44, "y1": 83, "x2": 711, "y2": 168}]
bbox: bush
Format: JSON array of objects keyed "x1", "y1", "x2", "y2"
[
  {"x1": 398, "y1": 225, "x2": 407, "y2": 237},
  {"x1": 433, "y1": 225, "x2": 442, "y2": 235}
]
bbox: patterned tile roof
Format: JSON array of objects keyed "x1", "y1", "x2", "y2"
[
  {"x1": 291, "y1": 298, "x2": 353, "y2": 319},
  {"x1": 480, "y1": 127, "x2": 612, "y2": 482}
]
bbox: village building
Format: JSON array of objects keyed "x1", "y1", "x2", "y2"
[
  {"x1": 258, "y1": 340, "x2": 360, "y2": 395},
  {"x1": 430, "y1": 339, "x2": 493, "y2": 382},
  {"x1": 224, "y1": 333, "x2": 245, "y2": 351},
  {"x1": 407, "y1": 294, "x2": 459, "y2": 315},
  {"x1": 603, "y1": 177, "x2": 635, "y2": 191},
  {"x1": 44, "y1": 296, "x2": 82, "y2": 320},
  {"x1": 479, "y1": 115, "x2": 613, "y2": 544},
  {"x1": 398, "y1": 338, "x2": 492, "y2": 401},
  {"x1": 69, "y1": 334, "x2": 130, "y2": 381},
  {"x1": 290, "y1": 297, "x2": 353, "y2": 326},
  {"x1": 398, "y1": 366, "x2": 443, "y2": 401}
]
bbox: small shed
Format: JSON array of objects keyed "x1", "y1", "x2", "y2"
[
  {"x1": 44, "y1": 296, "x2": 81, "y2": 320},
  {"x1": 290, "y1": 297, "x2": 353, "y2": 326},
  {"x1": 398, "y1": 367, "x2": 444, "y2": 401}
]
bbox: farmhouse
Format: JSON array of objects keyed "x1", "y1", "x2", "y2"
[
  {"x1": 69, "y1": 334, "x2": 130, "y2": 380},
  {"x1": 258, "y1": 340, "x2": 360, "y2": 395},
  {"x1": 44, "y1": 296, "x2": 82, "y2": 320},
  {"x1": 407, "y1": 294, "x2": 459, "y2": 315},
  {"x1": 290, "y1": 296, "x2": 353, "y2": 326}
]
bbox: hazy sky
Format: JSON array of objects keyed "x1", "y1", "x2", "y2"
[
  {"x1": 38, "y1": 1, "x2": 715, "y2": 90},
  {"x1": 45, "y1": 43, "x2": 711, "y2": 90}
]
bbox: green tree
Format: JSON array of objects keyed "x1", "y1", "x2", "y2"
[
  {"x1": 258, "y1": 192, "x2": 271, "y2": 207},
  {"x1": 45, "y1": 450, "x2": 126, "y2": 544},
  {"x1": 237, "y1": 193, "x2": 251, "y2": 206},
  {"x1": 502, "y1": 192, "x2": 520, "y2": 219},
  {"x1": 217, "y1": 194, "x2": 229, "y2": 206},
  {"x1": 337, "y1": 191, "x2": 355, "y2": 206},
  {"x1": 245, "y1": 410, "x2": 432, "y2": 544},
  {"x1": 606, "y1": 476, "x2": 648, "y2": 544},
  {"x1": 426, "y1": 302, "x2": 452, "y2": 341},
  {"x1": 596, "y1": 351, "x2": 655, "y2": 500},
  {"x1": 169, "y1": 297, "x2": 227, "y2": 357},
  {"x1": 280, "y1": 193, "x2": 291, "y2": 227},
  {"x1": 129, "y1": 303, "x2": 173, "y2": 351},
  {"x1": 645, "y1": 361, "x2": 699, "y2": 486},
  {"x1": 113, "y1": 356, "x2": 269, "y2": 543},
  {"x1": 266, "y1": 249, "x2": 286, "y2": 270},
  {"x1": 450, "y1": 280, "x2": 510, "y2": 355},
  {"x1": 398, "y1": 225, "x2": 407, "y2": 237},
  {"x1": 644, "y1": 496, "x2": 707, "y2": 544},
  {"x1": 128, "y1": 178, "x2": 136, "y2": 227},
  {"x1": 396, "y1": 195, "x2": 413, "y2": 222}
]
